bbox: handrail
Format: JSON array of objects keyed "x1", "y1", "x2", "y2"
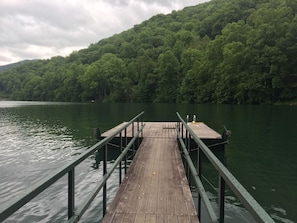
[
  {"x1": 176, "y1": 112, "x2": 275, "y2": 223},
  {"x1": 0, "y1": 111, "x2": 145, "y2": 222},
  {"x1": 68, "y1": 122, "x2": 145, "y2": 223},
  {"x1": 176, "y1": 129, "x2": 218, "y2": 223}
]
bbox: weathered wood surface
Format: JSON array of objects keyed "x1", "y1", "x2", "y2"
[
  {"x1": 186, "y1": 122, "x2": 221, "y2": 139},
  {"x1": 101, "y1": 122, "x2": 199, "y2": 223},
  {"x1": 101, "y1": 121, "x2": 221, "y2": 140}
]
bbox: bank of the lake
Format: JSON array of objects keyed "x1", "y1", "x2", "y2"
[{"x1": 0, "y1": 102, "x2": 296, "y2": 223}]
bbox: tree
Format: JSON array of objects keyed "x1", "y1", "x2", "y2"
[
  {"x1": 1, "y1": 0, "x2": 297, "y2": 104},
  {"x1": 155, "y1": 50, "x2": 180, "y2": 102},
  {"x1": 79, "y1": 53, "x2": 127, "y2": 102}
]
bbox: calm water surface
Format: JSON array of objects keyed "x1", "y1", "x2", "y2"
[{"x1": 0, "y1": 101, "x2": 296, "y2": 223}]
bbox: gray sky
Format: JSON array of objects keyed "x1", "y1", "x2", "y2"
[{"x1": 0, "y1": 0, "x2": 209, "y2": 66}]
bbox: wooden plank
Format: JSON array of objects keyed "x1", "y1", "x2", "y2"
[
  {"x1": 101, "y1": 122, "x2": 221, "y2": 140},
  {"x1": 190, "y1": 215, "x2": 200, "y2": 223},
  {"x1": 122, "y1": 213, "x2": 136, "y2": 223},
  {"x1": 157, "y1": 141, "x2": 167, "y2": 215},
  {"x1": 156, "y1": 214, "x2": 167, "y2": 223},
  {"x1": 176, "y1": 154, "x2": 197, "y2": 216},
  {"x1": 112, "y1": 213, "x2": 124, "y2": 223},
  {"x1": 136, "y1": 138, "x2": 156, "y2": 214},
  {"x1": 134, "y1": 213, "x2": 146, "y2": 223},
  {"x1": 186, "y1": 122, "x2": 221, "y2": 139},
  {"x1": 146, "y1": 140, "x2": 159, "y2": 214},
  {"x1": 168, "y1": 214, "x2": 179, "y2": 223},
  {"x1": 172, "y1": 160, "x2": 188, "y2": 216},
  {"x1": 101, "y1": 122, "x2": 199, "y2": 223},
  {"x1": 145, "y1": 214, "x2": 157, "y2": 223}
]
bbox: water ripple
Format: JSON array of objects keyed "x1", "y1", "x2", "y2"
[{"x1": 0, "y1": 110, "x2": 122, "y2": 223}]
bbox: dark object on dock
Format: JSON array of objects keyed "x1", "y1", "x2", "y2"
[{"x1": 222, "y1": 125, "x2": 232, "y2": 142}]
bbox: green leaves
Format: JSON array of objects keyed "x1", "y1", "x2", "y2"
[
  {"x1": 155, "y1": 50, "x2": 180, "y2": 102},
  {"x1": 1, "y1": 0, "x2": 296, "y2": 104},
  {"x1": 79, "y1": 53, "x2": 126, "y2": 102}
]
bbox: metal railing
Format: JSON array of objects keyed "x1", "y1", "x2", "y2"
[
  {"x1": 176, "y1": 112, "x2": 275, "y2": 223},
  {"x1": 0, "y1": 111, "x2": 145, "y2": 223}
]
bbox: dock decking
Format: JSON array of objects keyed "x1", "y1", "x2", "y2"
[
  {"x1": 102, "y1": 121, "x2": 221, "y2": 140},
  {"x1": 102, "y1": 122, "x2": 199, "y2": 223}
]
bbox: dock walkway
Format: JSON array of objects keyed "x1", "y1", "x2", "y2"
[
  {"x1": 102, "y1": 121, "x2": 221, "y2": 140},
  {"x1": 102, "y1": 122, "x2": 199, "y2": 223}
]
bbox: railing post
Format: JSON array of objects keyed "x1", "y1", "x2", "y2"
[
  {"x1": 141, "y1": 117, "x2": 143, "y2": 138},
  {"x1": 137, "y1": 120, "x2": 140, "y2": 147},
  {"x1": 132, "y1": 122, "x2": 135, "y2": 157},
  {"x1": 119, "y1": 132, "x2": 122, "y2": 185},
  {"x1": 197, "y1": 146, "x2": 201, "y2": 221},
  {"x1": 185, "y1": 129, "x2": 188, "y2": 147},
  {"x1": 184, "y1": 129, "x2": 188, "y2": 177},
  {"x1": 176, "y1": 121, "x2": 180, "y2": 138},
  {"x1": 176, "y1": 111, "x2": 276, "y2": 223},
  {"x1": 125, "y1": 128, "x2": 127, "y2": 174},
  {"x1": 68, "y1": 168, "x2": 75, "y2": 219},
  {"x1": 187, "y1": 132, "x2": 191, "y2": 186},
  {"x1": 103, "y1": 144, "x2": 107, "y2": 217},
  {"x1": 219, "y1": 176, "x2": 225, "y2": 223},
  {"x1": 182, "y1": 122, "x2": 184, "y2": 139}
]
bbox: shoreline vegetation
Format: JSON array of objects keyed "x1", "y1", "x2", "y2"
[
  {"x1": 1, "y1": 98, "x2": 297, "y2": 106},
  {"x1": 0, "y1": 0, "x2": 296, "y2": 105}
]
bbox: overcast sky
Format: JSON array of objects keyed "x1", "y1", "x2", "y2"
[{"x1": 0, "y1": 0, "x2": 209, "y2": 66}]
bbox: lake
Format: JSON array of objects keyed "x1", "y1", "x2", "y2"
[{"x1": 0, "y1": 101, "x2": 296, "y2": 223}]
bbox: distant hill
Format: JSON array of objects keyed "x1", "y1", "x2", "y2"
[
  {"x1": 0, "y1": 60, "x2": 37, "y2": 72},
  {"x1": 0, "y1": 0, "x2": 296, "y2": 104}
]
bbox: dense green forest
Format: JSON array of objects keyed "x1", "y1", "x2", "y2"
[
  {"x1": 1, "y1": 0, "x2": 297, "y2": 104},
  {"x1": 0, "y1": 60, "x2": 36, "y2": 72}
]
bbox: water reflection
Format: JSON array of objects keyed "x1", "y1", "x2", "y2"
[{"x1": 0, "y1": 102, "x2": 296, "y2": 223}]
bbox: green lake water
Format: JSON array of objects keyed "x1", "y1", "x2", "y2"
[{"x1": 0, "y1": 101, "x2": 296, "y2": 222}]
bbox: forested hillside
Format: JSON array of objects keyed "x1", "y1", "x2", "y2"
[
  {"x1": 0, "y1": 60, "x2": 35, "y2": 72},
  {"x1": 1, "y1": 0, "x2": 297, "y2": 104}
]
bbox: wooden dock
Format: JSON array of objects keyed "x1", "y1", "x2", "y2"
[
  {"x1": 102, "y1": 122, "x2": 199, "y2": 223},
  {"x1": 0, "y1": 114, "x2": 272, "y2": 223},
  {"x1": 102, "y1": 121, "x2": 224, "y2": 150},
  {"x1": 102, "y1": 121, "x2": 222, "y2": 140}
]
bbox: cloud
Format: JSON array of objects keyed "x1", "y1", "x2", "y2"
[{"x1": 0, "y1": 0, "x2": 209, "y2": 65}]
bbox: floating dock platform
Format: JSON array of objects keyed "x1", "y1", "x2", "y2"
[{"x1": 102, "y1": 121, "x2": 225, "y2": 150}]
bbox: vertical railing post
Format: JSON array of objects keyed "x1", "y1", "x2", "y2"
[
  {"x1": 187, "y1": 132, "x2": 191, "y2": 186},
  {"x1": 141, "y1": 117, "x2": 143, "y2": 138},
  {"x1": 197, "y1": 146, "x2": 202, "y2": 221},
  {"x1": 68, "y1": 168, "x2": 75, "y2": 219},
  {"x1": 184, "y1": 129, "x2": 188, "y2": 177},
  {"x1": 182, "y1": 123, "x2": 184, "y2": 139},
  {"x1": 119, "y1": 132, "x2": 122, "y2": 185},
  {"x1": 219, "y1": 176, "x2": 225, "y2": 223},
  {"x1": 176, "y1": 121, "x2": 180, "y2": 138},
  {"x1": 133, "y1": 122, "x2": 136, "y2": 157},
  {"x1": 125, "y1": 128, "x2": 127, "y2": 174},
  {"x1": 103, "y1": 144, "x2": 107, "y2": 217},
  {"x1": 185, "y1": 129, "x2": 188, "y2": 147},
  {"x1": 137, "y1": 119, "x2": 140, "y2": 147}
]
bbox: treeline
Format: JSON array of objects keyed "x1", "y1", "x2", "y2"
[{"x1": 0, "y1": 0, "x2": 297, "y2": 104}]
